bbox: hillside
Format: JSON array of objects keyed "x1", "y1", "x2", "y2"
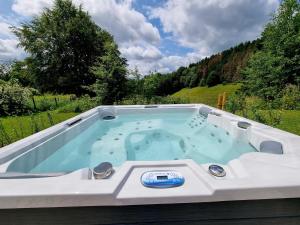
[
  {"x1": 148, "y1": 40, "x2": 259, "y2": 97},
  {"x1": 172, "y1": 84, "x2": 241, "y2": 107}
]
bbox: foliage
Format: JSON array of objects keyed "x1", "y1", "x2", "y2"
[
  {"x1": 0, "y1": 111, "x2": 77, "y2": 147},
  {"x1": 241, "y1": 51, "x2": 284, "y2": 100},
  {"x1": 0, "y1": 64, "x2": 11, "y2": 81},
  {"x1": 149, "y1": 41, "x2": 257, "y2": 96},
  {"x1": 226, "y1": 93, "x2": 282, "y2": 127},
  {"x1": 28, "y1": 94, "x2": 73, "y2": 112},
  {"x1": 142, "y1": 73, "x2": 163, "y2": 98},
  {"x1": 127, "y1": 67, "x2": 144, "y2": 96},
  {"x1": 58, "y1": 96, "x2": 96, "y2": 113},
  {"x1": 8, "y1": 60, "x2": 35, "y2": 87},
  {"x1": 0, "y1": 81, "x2": 32, "y2": 116},
  {"x1": 242, "y1": 0, "x2": 300, "y2": 99},
  {"x1": 206, "y1": 71, "x2": 220, "y2": 87},
  {"x1": 225, "y1": 92, "x2": 246, "y2": 114},
  {"x1": 120, "y1": 95, "x2": 188, "y2": 105},
  {"x1": 12, "y1": 0, "x2": 115, "y2": 95},
  {"x1": 90, "y1": 42, "x2": 128, "y2": 104},
  {"x1": 280, "y1": 84, "x2": 300, "y2": 109}
]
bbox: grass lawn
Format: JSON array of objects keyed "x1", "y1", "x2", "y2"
[
  {"x1": 277, "y1": 110, "x2": 300, "y2": 135},
  {"x1": 0, "y1": 111, "x2": 78, "y2": 147},
  {"x1": 172, "y1": 84, "x2": 300, "y2": 136},
  {"x1": 172, "y1": 83, "x2": 241, "y2": 107}
]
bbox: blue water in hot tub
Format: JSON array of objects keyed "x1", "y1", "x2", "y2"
[{"x1": 28, "y1": 111, "x2": 255, "y2": 173}]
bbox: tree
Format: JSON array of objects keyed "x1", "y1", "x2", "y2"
[
  {"x1": 242, "y1": 0, "x2": 300, "y2": 99},
  {"x1": 206, "y1": 71, "x2": 220, "y2": 87},
  {"x1": 13, "y1": 0, "x2": 114, "y2": 95},
  {"x1": 128, "y1": 66, "x2": 144, "y2": 96},
  {"x1": 242, "y1": 51, "x2": 284, "y2": 100},
  {"x1": 9, "y1": 59, "x2": 35, "y2": 87},
  {"x1": 0, "y1": 64, "x2": 11, "y2": 81},
  {"x1": 143, "y1": 73, "x2": 162, "y2": 98},
  {"x1": 91, "y1": 42, "x2": 128, "y2": 104}
]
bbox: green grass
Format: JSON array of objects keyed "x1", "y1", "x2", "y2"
[
  {"x1": 277, "y1": 110, "x2": 300, "y2": 135},
  {"x1": 172, "y1": 84, "x2": 241, "y2": 107},
  {"x1": 172, "y1": 84, "x2": 300, "y2": 136},
  {"x1": 27, "y1": 94, "x2": 74, "y2": 111},
  {"x1": 0, "y1": 111, "x2": 78, "y2": 147}
]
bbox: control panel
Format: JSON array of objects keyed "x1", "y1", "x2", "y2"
[{"x1": 141, "y1": 170, "x2": 185, "y2": 188}]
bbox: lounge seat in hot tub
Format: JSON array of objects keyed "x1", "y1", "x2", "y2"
[{"x1": 260, "y1": 141, "x2": 283, "y2": 155}]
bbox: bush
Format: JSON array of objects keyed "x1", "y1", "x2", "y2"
[
  {"x1": 119, "y1": 95, "x2": 188, "y2": 105},
  {"x1": 225, "y1": 92, "x2": 246, "y2": 114},
  {"x1": 225, "y1": 92, "x2": 282, "y2": 127},
  {"x1": 0, "y1": 81, "x2": 32, "y2": 116},
  {"x1": 58, "y1": 96, "x2": 97, "y2": 113},
  {"x1": 280, "y1": 85, "x2": 300, "y2": 110}
]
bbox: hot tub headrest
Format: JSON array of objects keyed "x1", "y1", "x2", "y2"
[
  {"x1": 199, "y1": 106, "x2": 212, "y2": 118},
  {"x1": 237, "y1": 121, "x2": 252, "y2": 129},
  {"x1": 260, "y1": 141, "x2": 283, "y2": 155}
]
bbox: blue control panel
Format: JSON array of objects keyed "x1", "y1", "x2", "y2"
[{"x1": 141, "y1": 170, "x2": 185, "y2": 188}]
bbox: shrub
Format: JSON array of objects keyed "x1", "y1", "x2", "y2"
[
  {"x1": 280, "y1": 85, "x2": 300, "y2": 110},
  {"x1": 119, "y1": 95, "x2": 188, "y2": 105},
  {"x1": 0, "y1": 81, "x2": 32, "y2": 116},
  {"x1": 225, "y1": 92, "x2": 246, "y2": 114},
  {"x1": 58, "y1": 96, "x2": 97, "y2": 113}
]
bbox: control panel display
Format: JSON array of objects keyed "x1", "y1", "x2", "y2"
[{"x1": 141, "y1": 170, "x2": 185, "y2": 188}]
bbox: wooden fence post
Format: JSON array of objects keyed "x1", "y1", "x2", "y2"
[
  {"x1": 54, "y1": 97, "x2": 58, "y2": 107},
  {"x1": 32, "y1": 96, "x2": 37, "y2": 110},
  {"x1": 217, "y1": 94, "x2": 223, "y2": 109},
  {"x1": 222, "y1": 92, "x2": 226, "y2": 110}
]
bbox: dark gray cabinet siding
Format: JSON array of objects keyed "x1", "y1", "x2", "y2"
[{"x1": 0, "y1": 198, "x2": 300, "y2": 225}]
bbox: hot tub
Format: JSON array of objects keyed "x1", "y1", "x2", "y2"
[{"x1": 0, "y1": 104, "x2": 300, "y2": 224}]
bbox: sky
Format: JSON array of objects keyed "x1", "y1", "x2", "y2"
[{"x1": 0, "y1": 0, "x2": 280, "y2": 75}]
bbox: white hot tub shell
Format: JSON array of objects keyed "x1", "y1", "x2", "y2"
[{"x1": 0, "y1": 104, "x2": 300, "y2": 209}]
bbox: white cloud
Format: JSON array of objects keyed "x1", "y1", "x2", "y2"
[
  {"x1": 126, "y1": 50, "x2": 202, "y2": 75},
  {"x1": 151, "y1": 0, "x2": 279, "y2": 56},
  {"x1": 0, "y1": 39, "x2": 25, "y2": 62},
  {"x1": 74, "y1": 0, "x2": 160, "y2": 45},
  {"x1": 12, "y1": 0, "x2": 160, "y2": 46},
  {"x1": 120, "y1": 45, "x2": 162, "y2": 61},
  {"x1": 12, "y1": 0, "x2": 53, "y2": 17},
  {"x1": 0, "y1": 22, "x2": 12, "y2": 38}
]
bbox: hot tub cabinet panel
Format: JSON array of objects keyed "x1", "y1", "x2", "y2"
[
  {"x1": 0, "y1": 104, "x2": 300, "y2": 225},
  {"x1": 0, "y1": 199, "x2": 300, "y2": 225}
]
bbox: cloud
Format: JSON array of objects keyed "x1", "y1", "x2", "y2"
[
  {"x1": 151, "y1": 0, "x2": 279, "y2": 56},
  {"x1": 0, "y1": 22, "x2": 12, "y2": 38},
  {"x1": 74, "y1": 0, "x2": 160, "y2": 45},
  {"x1": 126, "y1": 50, "x2": 202, "y2": 75},
  {"x1": 120, "y1": 45, "x2": 162, "y2": 62},
  {"x1": 0, "y1": 39, "x2": 25, "y2": 62},
  {"x1": 12, "y1": 0, "x2": 53, "y2": 17},
  {"x1": 12, "y1": 0, "x2": 160, "y2": 46}
]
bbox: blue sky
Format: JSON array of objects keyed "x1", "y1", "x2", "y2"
[{"x1": 0, "y1": 0, "x2": 280, "y2": 74}]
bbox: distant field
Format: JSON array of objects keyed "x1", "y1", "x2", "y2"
[
  {"x1": 0, "y1": 111, "x2": 78, "y2": 147},
  {"x1": 172, "y1": 84, "x2": 241, "y2": 107}
]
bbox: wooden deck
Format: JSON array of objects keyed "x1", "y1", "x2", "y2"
[{"x1": 0, "y1": 198, "x2": 300, "y2": 225}]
